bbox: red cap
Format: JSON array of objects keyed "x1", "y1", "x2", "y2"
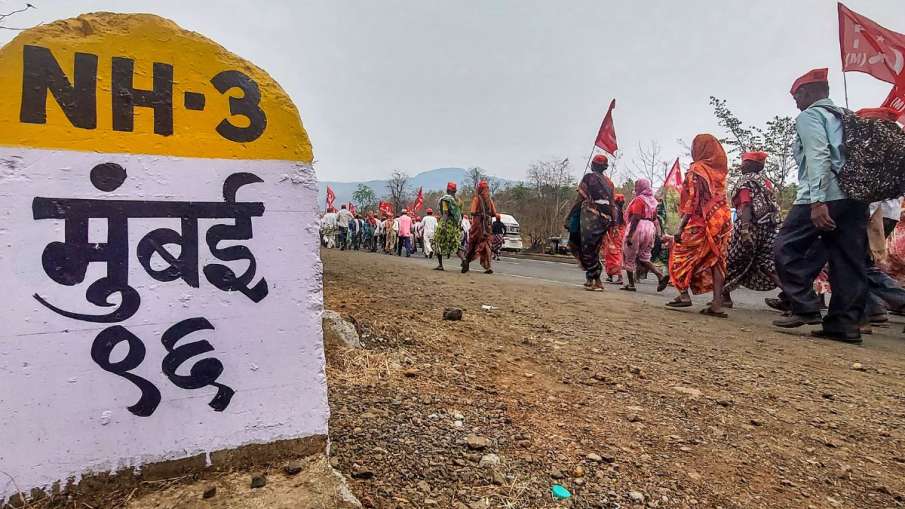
[
  {"x1": 614, "y1": 193, "x2": 625, "y2": 203},
  {"x1": 742, "y1": 151, "x2": 768, "y2": 163},
  {"x1": 447, "y1": 181, "x2": 457, "y2": 193},
  {"x1": 790, "y1": 68, "x2": 828, "y2": 95},
  {"x1": 592, "y1": 154, "x2": 608, "y2": 165},
  {"x1": 477, "y1": 180, "x2": 489, "y2": 192},
  {"x1": 856, "y1": 107, "x2": 900, "y2": 122},
  {"x1": 426, "y1": 208, "x2": 433, "y2": 214}
]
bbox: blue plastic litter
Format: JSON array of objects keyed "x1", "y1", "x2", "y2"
[{"x1": 551, "y1": 484, "x2": 572, "y2": 500}]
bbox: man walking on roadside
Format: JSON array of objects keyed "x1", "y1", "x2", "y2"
[
  {"x1": 349, "y1": 213, "x2": 361, "y2": 250},
  {"x1": 337, "y1": 204, "x2": 353, "y2": 251},
  {"x1": 422, "y1": 208, "x2": 438, "y2": 258},
  {"x1": 397, "y1": 209, "x2": 413, "y2": 257},
  {"x1": 320, "y1": 208, "x2": 338, "y2": 248},
  {"x1": 773, "y1": 68, "x2": 868, "y2": 343}
]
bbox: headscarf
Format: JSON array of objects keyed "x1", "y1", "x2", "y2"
[
  {"x1": 688, "y1": 134, "x2": 728, "y2": 199},
  {"x1": 477, "y1": 180, "x2": 489, "y2": 195},
  {"x1": 631, "y1": 178, "x2": 658, "y2": 218}
]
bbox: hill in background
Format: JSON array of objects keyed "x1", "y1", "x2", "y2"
[{"x1": 318, "y1": 168, "x2": 511, "y2": 208}]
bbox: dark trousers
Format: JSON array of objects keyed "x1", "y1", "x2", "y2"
[
  {"x1": 338, "y1": 227, "x2": 349, "y2": 250},
  {"x1": 397, "y1": 236, "x2": 412, "y2": 257},
  {"x1": 774, "y1": 200, "x2": 868, "y2": 333},
  {"x1": 866, "y1": 260, "x2": 905, "y2": 315}
]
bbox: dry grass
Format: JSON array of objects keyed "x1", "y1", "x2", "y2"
[{"x1": 325, "y1": 347, "x2": 412, "y2": 387}]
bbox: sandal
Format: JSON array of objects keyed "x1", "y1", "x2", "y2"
[
  {"x1": 706, "y1": 300, "x2": 734, "y2": 309},
  {"x1": 656, "y1": 276, "x2": 670, "y2": 292},
  {"x1": 700, "y1": 307, "x2": 728, "y2": 319},
  {"x1": 666, "y1": 297, "x2": 692, "y2": 308},
  {"x1": 620, "y1": 286, "x2": 637, "y2": 292}
]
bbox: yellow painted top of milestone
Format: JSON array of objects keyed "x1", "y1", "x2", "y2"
[{"x1": 0, "y1": 12, "x2": 312, "y2": 162}]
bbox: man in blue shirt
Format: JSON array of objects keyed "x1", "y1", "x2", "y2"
[{"x1": 773, "y1": 68, "x2": 868, "y2": 343}]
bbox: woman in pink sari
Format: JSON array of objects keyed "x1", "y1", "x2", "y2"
[{"x1": 622, "y1": 178, "x2": 670, "y2": 292}]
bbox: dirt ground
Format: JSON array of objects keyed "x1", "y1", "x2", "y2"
[{"x1": 323, "y1": 249, "x2": 905, "y2": 509}]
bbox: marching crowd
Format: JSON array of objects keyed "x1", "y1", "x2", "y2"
[
  {"x1": 322, "y1": 68, "x2": 905, "y2": 345},
  {"x1": 319, "y1": 180, "x2": 508, "y2": 273},
  {"x1": 570, "y1": 67, "x2": 905, "y2": 344}
]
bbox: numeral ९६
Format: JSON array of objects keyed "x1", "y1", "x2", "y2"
[{"x1": 91, "y1": 318, "x2": 235, "y2": 417}]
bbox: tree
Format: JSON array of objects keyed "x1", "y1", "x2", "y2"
[
  {"x1": 709, "y1": 96, "x2": 798, "y2": 210},
  {"x1": 385, "y1": 171, "x2": 411, "y2": 215},
  {"x1": 352, "y1": 184, "x2": 376, "y2": 212},
  {"x1": 631, "y1": 141, "x2": 668, "y2": 188},
  {"x1": 0, "y1": 3, "x2": 35, "y2": 30},
  {"x1": 465, "y1": 167, "x2": 487, "y2": 191},
  {"x1": 524, "y1": 158, "x2": 575, "y2": 248}
]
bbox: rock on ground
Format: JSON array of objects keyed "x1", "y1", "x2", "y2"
[{"x1": 323, "y1": 310, "x2": 361, "y2": 349}]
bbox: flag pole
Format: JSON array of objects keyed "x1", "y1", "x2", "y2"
[
  {"x1": 842, "y1": 70, "x2": 850, "y2": 108},
  {"x1": 583, "y1": 146, "x2": 596, "y2": 175}
]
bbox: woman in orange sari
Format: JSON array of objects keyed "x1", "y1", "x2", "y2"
[
  {"x1": 603, "y1": 194, "x2": 626, "y2": 284},
  {"x1": 666, "y1": 134, "x2": 733, "y2": 317}
]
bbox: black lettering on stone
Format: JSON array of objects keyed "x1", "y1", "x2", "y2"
[
  {"x1": 183, "y1": 91, "x2": 205, "y2": 111},
  {"x1": 20, "y1": 45, "x2": 97, "y2": 129},
  {"x1": 111, "y1": 57, "x2": 173, "y2": 136},
  {"x1": 161, "y1": 317, "x2": 235, "y2": 412},
  {"x1": 91, "y1": 325, "x2": 161, "y2": 417},
  {"x1": 211, "y1": 70, "x2": 266, "y2": 142}
]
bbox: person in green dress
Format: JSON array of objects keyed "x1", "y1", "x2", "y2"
[{"x1": 434, "y1": 182, "x2": 464, "y2": 271}]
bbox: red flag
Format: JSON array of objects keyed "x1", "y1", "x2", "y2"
[
  {"x1": 594, "y1": 99, "x2": 618, "y2": 154},
  {"x1": 663, "y1": 158, "x2": 683, "y2": 190},
  {"x1": 326, "y1": 186, "x2": 336, "y2": 210},
  {"x1": 378, "y1": 201, "x2": 393, "y2": 217},
  {"x1": 881, "y1": 68, "x2": 905, "y2": 123},
  {"x1": 838, "y1": 3, "x2": 905, "y2": 84},
  {"x1": 410, "y1": 186, "x2": 424, "y2": 212}
]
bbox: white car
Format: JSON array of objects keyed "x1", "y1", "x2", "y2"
[{"x1": 498, "y1": 213, "x2": 523, "y2": 251}]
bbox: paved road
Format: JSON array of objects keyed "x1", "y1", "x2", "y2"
[
  {"x1": 327, "y1": 247, "x2": 905, "y2": 349},
  {"x1": 359, "y1": 249, "x2": 778, "y2": 311}
]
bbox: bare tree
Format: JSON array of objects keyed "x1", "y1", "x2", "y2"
[
  {"x1": 525, "y1": 158, "x2": 575, "y2": 246},
  {"x1": 489, "y1": 177, "x2": 506, "y2": 195},
  {"x1": 606, "y1": 151, "x2": 627, "y2": 185},
  {"x1": 465, "y1": 167, "x2": 487, "y2": 192},
  {"x1": 385, "y1": 170, "x2": 411, "y2": 215},
  {"x1": 1, "y1": 3, "x2": 36, "y2": 30},
  {"x1": 631, "y1": 140, "x2": 668, "y2": 187}
]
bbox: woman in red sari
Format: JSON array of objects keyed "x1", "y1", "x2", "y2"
[
  {"x1": 462, "y1": 180, "x2": 498, "y2": 274},
  {"x1": 666, "y1": 134, "x2": 733, "y2": 317}
]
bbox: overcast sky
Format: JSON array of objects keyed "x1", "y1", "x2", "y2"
[{"x1": 1, "y1": 0, "x2": 903, "y2": 184}]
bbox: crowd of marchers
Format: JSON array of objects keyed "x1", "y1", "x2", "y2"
[
  {"x1": 319, "y1": 180, "x2": 507, "y2": 273},
  {"x1": 321, "y1": 68, "x2": 905, "y2": 345}
]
